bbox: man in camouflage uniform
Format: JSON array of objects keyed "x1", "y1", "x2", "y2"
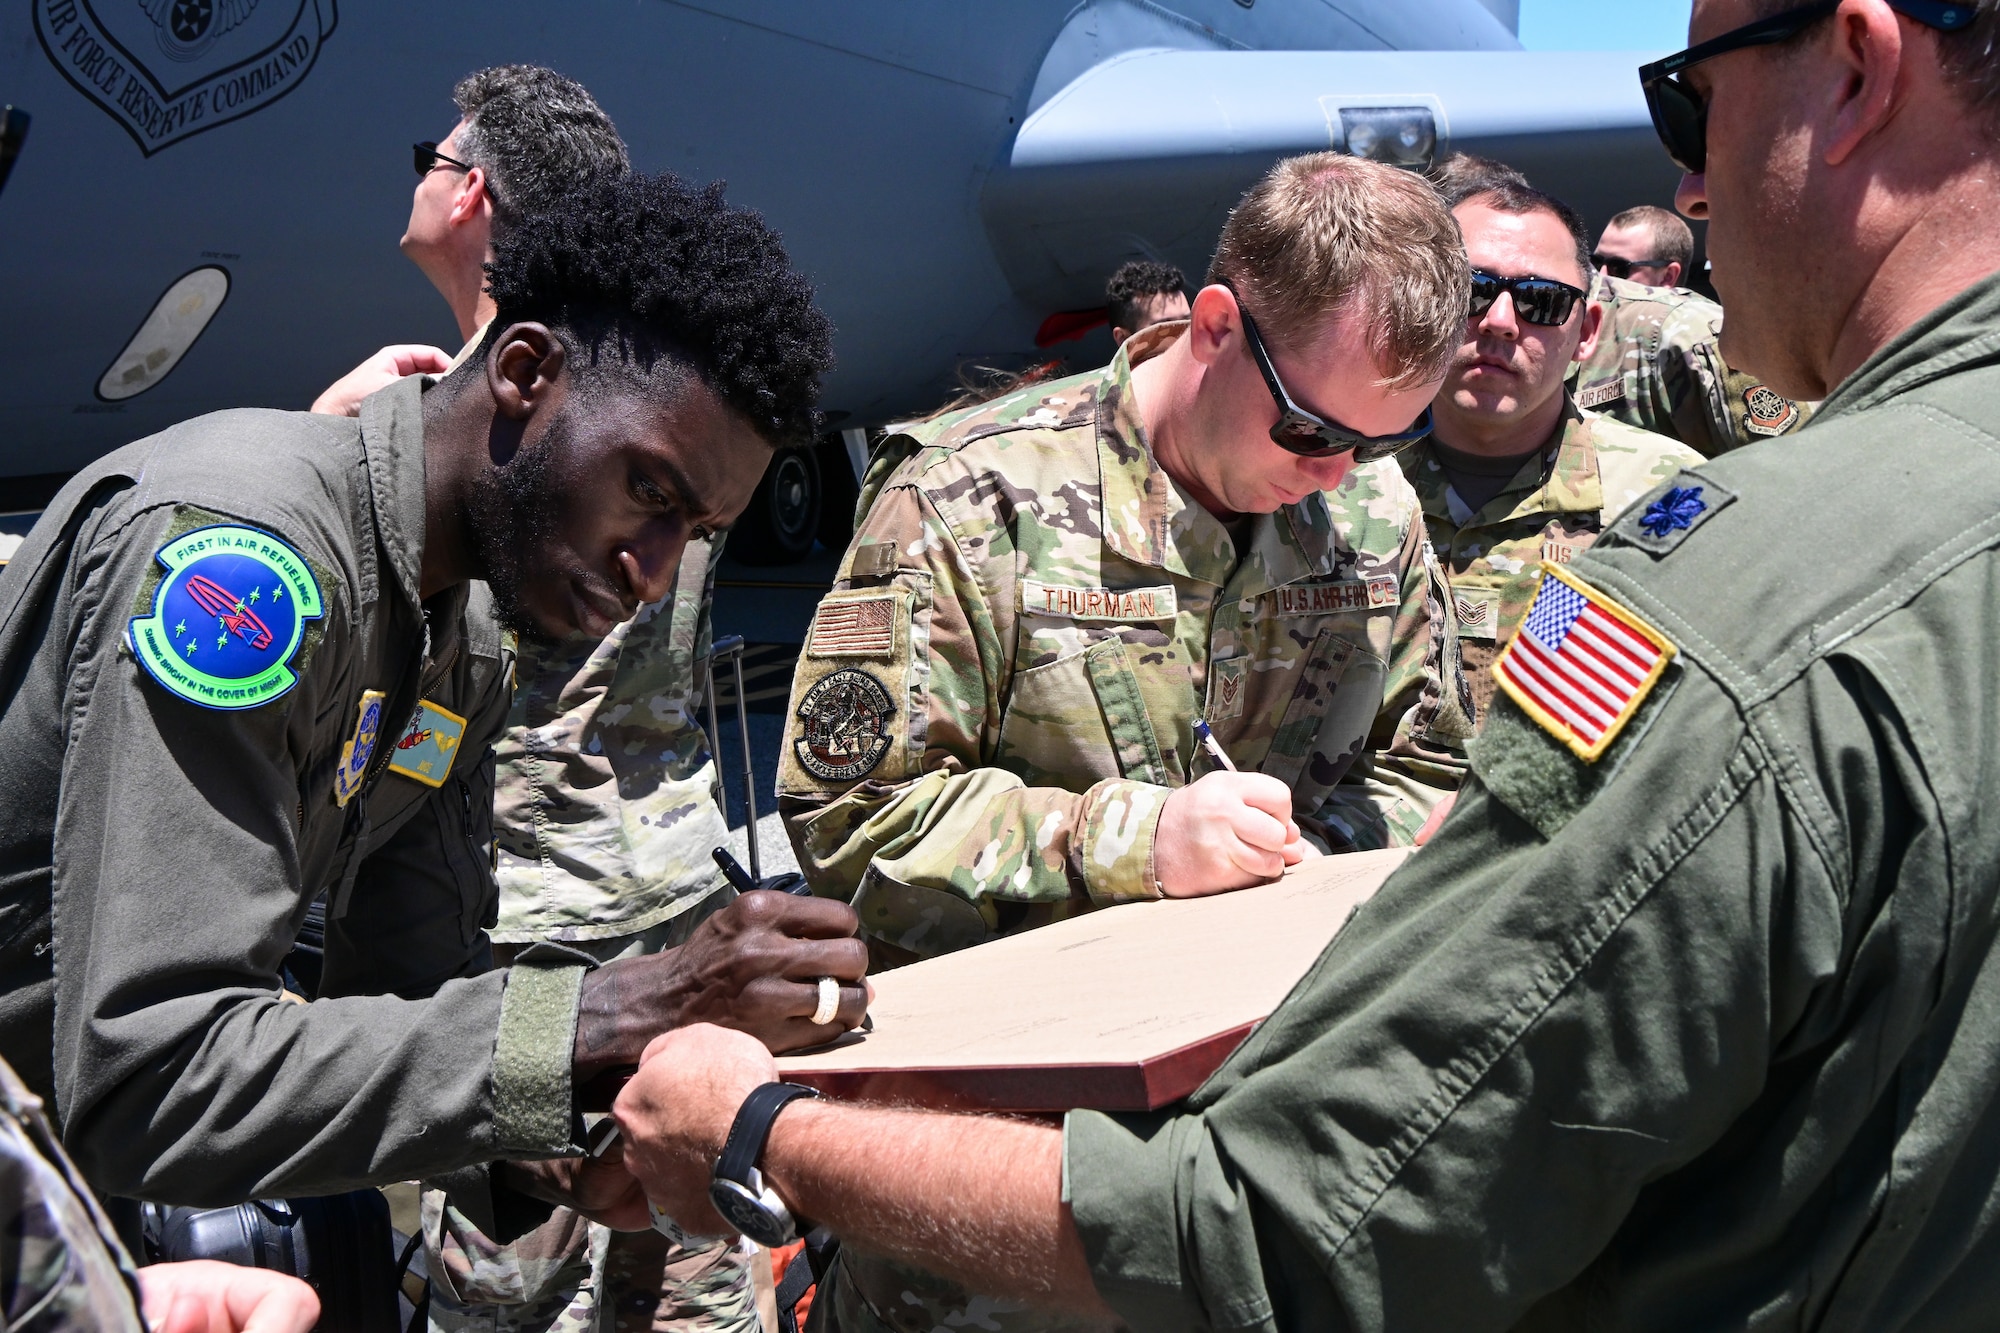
[
  {"x1": 1407, "y1": 183, "x2": 1703, "y2": 721},
  {"x1": 777, "y1": 153, "x2": 1475, "y2": 1331},
  {"x1": 426, "y1": 532, "x2": 765, "y2": 1333},
  {"x1": 1571, "y1": 271, "x2": 1813, "y2": 456}
]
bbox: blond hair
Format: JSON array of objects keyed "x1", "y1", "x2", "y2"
[{"x1": 1207, "y1": 152, "x2": 1468, "y2": 390}]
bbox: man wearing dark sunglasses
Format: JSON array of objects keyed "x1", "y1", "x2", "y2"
[
  {"x1": 1401, "y1": 182, "x2": 1702, "y2": 719},
  {"x1": 768, "y1": 151, "x2": 1477, "y2": 1331},
  {"x1": 610, "y1": 5, "x2": 2000, "y2": 1329},
  {"x1": 1571, "y1": 202, "x2": 1816, "y2": 456}
]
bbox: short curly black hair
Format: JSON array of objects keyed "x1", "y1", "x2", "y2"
[
  {"x1": 479, "y1": 172, "x2": 834, "y2": 447},
  {"x1": 1105, "y1": 259, "x2": 1188, "y2": 331}
]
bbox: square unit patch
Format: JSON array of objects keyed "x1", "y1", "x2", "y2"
[
  {"x1": 1492, "y1": 563, "x2": 1676, "y2": 762},
  {"x1": 388, "y1": 699, "x2": 468, "y2": 787}
]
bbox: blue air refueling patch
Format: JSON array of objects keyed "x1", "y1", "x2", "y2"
[{"x1": 129, "y1": 523, "x2": 324, "y2": 709}]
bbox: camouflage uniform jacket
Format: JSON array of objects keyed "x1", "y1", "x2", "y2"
[
  {"x1": 778, "y1": 322, "x2": 1473, "y2": 963},
  {"x1": 492, "y1": 535, "x2": 729, "y2": 944},
  {"x1": 0, "y1": 1056, "x2": 141, "y2": 1330},
  {"x1": 1402, "y1": 395, "x2": 1702, "y2": 719},
  {"x1": 1572, "y1": 273, "x2": 1814, "y2": 457}
]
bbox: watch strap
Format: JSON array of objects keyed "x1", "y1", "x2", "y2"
[{"x1": 715, "y1": 1082, "x2": 820, "y2": 1186}]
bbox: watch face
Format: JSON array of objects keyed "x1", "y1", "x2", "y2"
[{"x1": 710, "y1": 1177, "x2": 791, "y2": 1247}]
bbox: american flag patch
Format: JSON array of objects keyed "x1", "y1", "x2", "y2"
[
  {"x1": 807, "y1": 595, "x2": 897, "y2": 658},
  {"x1": 1492, "y1": 564, "x2": 1675, "y2": 761}
]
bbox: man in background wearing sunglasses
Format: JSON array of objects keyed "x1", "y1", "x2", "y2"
[
  {"x1": 307, "y1": 68, "x2": 768, "y2": 1333},
  {"x1": 614, "y1": 0, "x2": 2000, "y2": 1326},
  {"x1": 1402, "y1": 181, "x2": 1701, "y2": 719},
  {"x1": 1573, "y1": 202, "x2": 1816, "y2": 456},
  {"x1": 770, "y1": 151, "x2": 1473, "y2": 1331}
]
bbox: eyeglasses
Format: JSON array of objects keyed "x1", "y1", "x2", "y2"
[
  {"x1": 1232, "y1": 295, "x2": 1433, "y2": 461},
  {"x1": 1640, "y1": 0, "x2": 1974, "y2": 174},
  {"x1": 414, "y1": 140, "x2": 485, "y2": 186},
  {"x1": 1590, "y1": 253, "x2": 1673, "y2": 281},
  {"x1": 1468, "y1": 270, "x2": 1586, "y2": 327}
]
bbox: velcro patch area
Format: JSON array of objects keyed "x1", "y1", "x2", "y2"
[
  {"x1": 1492, "y1": 563, "x2": 1675, "y2": 762},
  {"x1": 1021, "y1": 580, "x2": 1177, "y2": 622}
]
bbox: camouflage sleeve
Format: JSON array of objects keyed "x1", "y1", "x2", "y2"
[
  {"x1": 1657, "y1": 333, "x2": 1732, "y2": 458},
  {"x1": 1306, "y1": 518, "x2": 1474, "y2": 851},
  {"x1": 0, "y1": 1061, "x2": 143, "y2": 1330},
  {"x1": 491, "y1": 536, "x2": 730, "y2": 945},
  {"x1": 778, "y1": 481, "x2": 1163, "y2": 960}
]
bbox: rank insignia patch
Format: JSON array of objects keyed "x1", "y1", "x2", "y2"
[
  {"x1": 1454, "y1": 587, "x2": 1500, "y2": 642},
  {"x1": 335, "y1": 689, "x2": 385, "y2": 807},
  {"x1": 1493, "y1": 563, "x2": 1675, "y2": 762},
  {"x1": 1208, "y1": 656, "x2": 1246, "y2": 720},
  {"x1": 793, "y1": 668, "x2": 895, "y2": 783},
  {"x1": 387, "y1": 699, "x2": 467, "y2": 788},
  {"x1": 128, "y1": 523, "x2": 324, "y2": 710}
]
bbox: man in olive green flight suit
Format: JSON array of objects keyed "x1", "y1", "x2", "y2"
[
  {"x1": 615, "y1": 2, "x2": 2000, "y2": 1327},
  {"x1": 0, "y1": 173, "x2": 862, "y2": 1230}
]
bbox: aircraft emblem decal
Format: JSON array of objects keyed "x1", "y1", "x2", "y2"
[{"x1": 34, "y1": 0, "x2": 337, "y2": 156}]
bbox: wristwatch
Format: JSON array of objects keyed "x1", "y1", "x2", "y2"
[{"x1": 708, "y1": 1081, "x2": 820, "y2": 1246}]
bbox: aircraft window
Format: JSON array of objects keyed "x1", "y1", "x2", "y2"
[
  {"x1": 1338, "y1": 107, "x2": 1436, "y2": 169},
  {"x1": 96, "y1": 266, "x2": 230, "y2": 402}
]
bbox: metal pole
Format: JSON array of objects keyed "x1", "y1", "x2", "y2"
[
  {"x1": 707, "y1": 635, "x2": 760, "y2": 881},
  {"x1": 731, "y1": 645, "x2": 760, "y2": 880}
]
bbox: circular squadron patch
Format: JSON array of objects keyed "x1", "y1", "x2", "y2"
[
  {"x1": 128, "y1": 523, "x2": 324, "y2": 710},
  {"x1": 793, "y1": 668, "x2": 895, "y2": 782}
]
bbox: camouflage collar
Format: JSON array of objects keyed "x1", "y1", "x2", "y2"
[
  {"x1": 1422, "y1": 394, "x2": 1605, "y2": 528},
  {"x1": 1094, "y1": 320, "x2": 1336, "y2": 591}
]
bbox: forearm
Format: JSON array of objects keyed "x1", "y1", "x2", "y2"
[
  {"x1": 788, "y1": 770, "x2": 1165, "y2": 940},
  {"x1": 765, "y1": 1102, "x2": 1113, "y2": 1321}
]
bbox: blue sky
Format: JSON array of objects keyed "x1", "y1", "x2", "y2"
[{"x1": 1517, "y1": 0, "x2": 1694, "y2": 51}]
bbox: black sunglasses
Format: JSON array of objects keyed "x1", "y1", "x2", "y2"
[
  {"x1": 1468, "y1": 270, "x2": 1586, "y2": 327},
  {"x1": 414, "y1": 140, "x2": 487, "y2": 187},
  {"x1": 1233, "y1": 297, "x2": 1433, "y2": 462},
  {"x1": 1640, "y1": 0, "x2": 1975, "y2": 174},
  {"x1": 1590, "y1": 253, "x2": 1673, "y2": 281}
]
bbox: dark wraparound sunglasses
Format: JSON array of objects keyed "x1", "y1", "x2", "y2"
[
  {"x1": 413, "y1": 140, "x2": 491, "y2": 193},
  {"x1": 1234, "y1": 297, "x2": 1434, "y2": 461},
  {"x1": 1469, "y1": 270, "x2": 1586, "y2": 327},
  {"x1": 1591, "y1": 253, "x2": 1673, "y2": 281},
  {"x1": 1641, "y1": 0, "x2": 1976, "y2": 174}
]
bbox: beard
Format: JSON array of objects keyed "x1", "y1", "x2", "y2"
[{"x1": 463, "y1": 418, "x2": 572, "y2": 642}]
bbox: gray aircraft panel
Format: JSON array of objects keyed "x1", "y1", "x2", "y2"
[{"x1": 0, "y1": 0, "x2": 1684, "y2": 490}]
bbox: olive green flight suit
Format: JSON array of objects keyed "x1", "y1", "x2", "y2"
[
  {"x1": 1065, "y1": 274, "x2": 2000, "y2": 1331},
  {"x1": 0, "y1": 377, "x2": 581, "y2": 1207}
]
